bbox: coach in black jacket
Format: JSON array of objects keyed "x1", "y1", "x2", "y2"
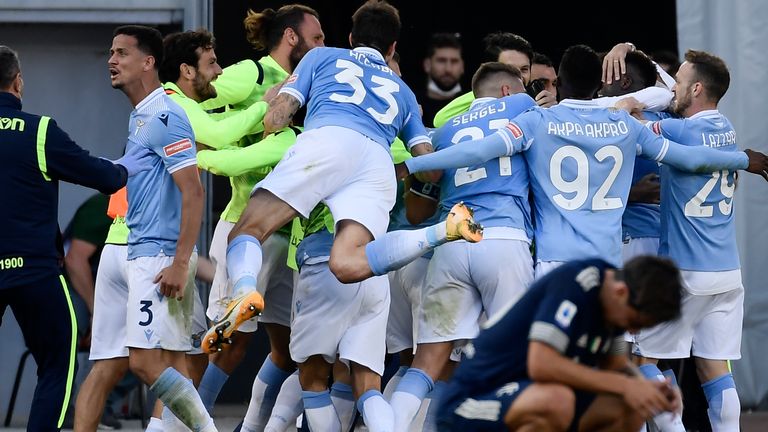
[{"x1": 0, "y1": 45, "x2": 150, "y2": 431}]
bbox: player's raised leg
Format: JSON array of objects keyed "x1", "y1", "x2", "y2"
[{"x1": 333, "y1": 201, "x2": 483, "y2": 283}]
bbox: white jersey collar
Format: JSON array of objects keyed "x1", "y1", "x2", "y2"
[
  {"x1": 469, "y1": 97, "x2": 496, "y2": 111},
  {"x1": 560, "y1": 98, "x2": 601, "y2": 109},
  {"x1": 689, "y1": 109, "x2": 720, "y2": 120},
  {"x1": 135, "y1": 86, "x2": 165, "y2": 112},
  {"x1": 352, "y1": 47, "x2": 386, "y2": 63}
]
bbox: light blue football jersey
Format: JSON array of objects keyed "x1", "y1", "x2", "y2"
[
  {"x1": 432, "y1": 95, "x2": 536, "y2": 235},
  {"x1": 652, "y1": 110, "x2": 740, "y2": 271},
  {"x1": 280, "y1": 47, "x2": 429, "y2": 154},
  {"x1": 621, "y1": 110, "x2": 675, "y2": 241},
  {"x1": 126, "y1": 87, "x2": 197, "y2": 259},
  {"x1": 496, "y1": 99, "x2": 696, "y2": 266}
]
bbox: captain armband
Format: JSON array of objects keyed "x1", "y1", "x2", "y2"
[{"x1": 409, "y1": 178, "x2": 441, "y2": 202}]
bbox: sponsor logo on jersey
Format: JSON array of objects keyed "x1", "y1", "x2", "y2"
[
  {"x1": 163, "y1": 138, "x2": 193, "y2": 156},
  {"x1": 0, "y1": 117, "x2": 24, "y2": 131},
  {"x1": 555, "y1": 300, "x2": 578, "y2": 328},
  {"x1": 505, "y1": 122, "x2": 523, "y2": 138}
]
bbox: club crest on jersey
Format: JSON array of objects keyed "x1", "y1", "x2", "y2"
[
  {"x1": 163, "y1": 138, "x2": 193, "y2": 156},
  {"x1": 286, "y1": 74, "x2": 298, "y2": 84},
  {"x1": 505, "y1": 123, "x2": 523, "y2": 138}
]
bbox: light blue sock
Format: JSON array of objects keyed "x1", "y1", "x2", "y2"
[
  {"x1": 662, "y1": 368, "x2": 678, "y2": 387},
  {"x1": 365, "y1": 223, "x2": 447, "y2": 275},
  {"x1": 639, "y1": 363, "x2": 665, "y2": 380},
  {"x1": 390, "y1": 368, "x2": 434, "y2": 430},
  {"x1": 423, "y1": 380, "x2": 447, "y2": 432},
  {"x1": 702, "y1": 373, "x2": 740, "y2": 430},
  {"x1": 383, "y1": 366, "x2": 408, "y2": 400},
  {"x1": 357, "y1": 389, "x2": 394, "y2": 432},
  {"x1": 255, "y1": 355, "x2": 293, "y2": 419},
  {"x1": 197, "y1": 362, "x2": 229, "y2": 413},
  {"x1": 330, "y1": 382, "x2": 356, "y2": 431},
  {"x1": 303, "y1": 390, "x2": 340, "y2": 432},
  {"x1": 150, "y1": 368, "x2": 214, "y2": 431},
  {"x1": 227, "y1": 234, "x2": 262, "y2": 295},
  {"x1": 639, "y1": 364, "x2": 685, "y2": 431}
]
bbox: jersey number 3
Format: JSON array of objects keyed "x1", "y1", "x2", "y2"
[{"x1": 330, "y1": 59, "x2": 399, "y2": 125}]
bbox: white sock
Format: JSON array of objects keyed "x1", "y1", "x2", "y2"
[
  {"x1": 390, "y1": 368, "x2": 434, "y2": 431},
  {"x1": 162, "y1": 406, "x2": 188, "y2": 432},
  {"x1": 357, "y1": 390, "x2": 394, "y2": 432},
  {"x1": 145, "y1": 416, "x2": 163, "y2": 432},
  {"x1": 262, "y1": 372, "x2": 303, "y2": 432},
  {"x1": 303, "y1": 390, "x2": 340, "y2": 432},
  {"x1": 240, "y1": 355, "x2": 292, "y2": 430},
  {"x1": 150, "y1": 367, "x2": 217, "y2": 432},
  {"x1": 227, "y1": 234, "x2": 263, "y2": 295},
  {"x1": 383, "y1": 366, "x2": 407, "y2": 401},
  {"x1": 365, "y1": 223, "x2": 448, "y2": 276},
  {"x1": 330, "y1": 382, "x2": 356, "y2": 432},
  {"x1": 702, "y1": 373, "x2": 740, "y2": 432}
]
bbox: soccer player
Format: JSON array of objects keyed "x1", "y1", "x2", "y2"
[
  {"x1": 0, "y1": 44, "x2": 150, "y2": 432},
  {"x1": 599, "y1": 50, "x2": 673, "y2": 262},
  {"x1": 401, "y1": 44, "x2": 768, "y2": 276},
  {"x1": 287, "y1": 204, "x2": 394, "y2": 432},
  {"x1": 390, "y1": 62, "x2": 538, "y2": 430},
  {"x1": 221, "y1": 0, "x2": 480, "y2": 349},
  {"x1": 633, "y1": 50, "x2": 753, "y2": 432},
  {"x1": 193, "y1": 6, "x2": 326, "y2": 427},
  {"x1": 436, "y1": 256, "x2": 684, "y2": 431},
  {"x1": 107, "y1": 25, "x2": 214, "y2": 430}
]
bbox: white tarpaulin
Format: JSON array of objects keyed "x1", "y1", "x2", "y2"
[{"x1": 677, "y1": 0, "x2": 768, "y2": 408}]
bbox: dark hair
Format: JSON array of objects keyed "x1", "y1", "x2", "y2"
[
  {"x1": 558, "y1": 44, "x2": 602, "y2": 99},
  {"x1": 0, "y1": 46, "x2": 20, "y2": 90},
  {"x1": 684, "y1": 49, "x2": 730, "y2": 103},
  {"x1": 622, "y1": 256, "x2": 683, "y2": 323},
  {"x1": 160, "y1": 29, "x2": 215, "y2": 83},
  {"x1": 244, "y1": 4, "x2": 319, "y2": 52},
  {"x1": 113, "y1": 25, "x2": 163, "y2": 69},
  {"x1": 624, "y1": 51, "x2": 658, "y2": 89},
  {"x1": 426, "y1": 32, "x2": 462, "y2": 58},
  {"x1": 651, "y1": 49, "x2": 681, "y2": 75},
  {"x1": 351, "y1": 0, "x2": 401, "y2": 56},
  {"x1": 532, "y1": 52, "x2": 553, "y2": 67},
  {"x1": 482, "y1": 32, "x2": 533, "y2": 64},
  {"x1": 471, "y1": 61, "x2": 522, "y2": 95}
]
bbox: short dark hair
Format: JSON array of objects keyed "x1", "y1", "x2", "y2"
[
  {"x1": 684, "y1": 49, "x2": 730, "y2": 103},
  {"x1": 651, "y1": 49, "x2": 681, "y2": 75},
  {"x1": 350, "y1": 0, "x2": 401, "y2": 56},
  {"x1": 532, "y1": 52, "x2": 553, "y2": 67},
  {"x1": 0, "y1": 46, "x2": 20, "y2": 90},
  {"x1": 113, "y1": 25, "x2": 163, "y2": 69},
  {"x1": 426, "y1": 32, "x2": 462, "y2": 58},
  {"x1": 244, "y1": 4, "x2": 320, "y2": 52},
  {"x1": 625, "y1": 51, "x2": 658, "y2": 89},
  {"x1": 622, "y1": 256, "x2": 683, "y2": 324},
  {"x1": 558, "y1": 44, "x2": 602, "y2": 99},
  {"x1": 471, "y1": 61, "x2": 522, "y2": 95},
  {"x1": 160, "y1": 29, "x2": 215, "y2": 83},
  {"x1": 482, "y1": 32, "x2": 533, "y2": 64}
]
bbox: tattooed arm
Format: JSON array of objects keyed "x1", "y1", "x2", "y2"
[{"x1": 263, "y1": 93, "x2": 301, "y2": 136}]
